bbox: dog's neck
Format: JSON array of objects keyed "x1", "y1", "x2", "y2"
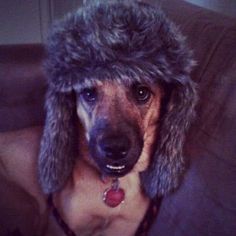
[{"x1": 53, "y1": 157, "x2": 150, "y2": 236}]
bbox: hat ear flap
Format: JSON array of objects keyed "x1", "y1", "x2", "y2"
[
  {"x1": 141, "y1": 79, "x2": 197, "y2": 198},
  {"x1": 38, "y1": 88, "x2": 77, "y2": 194}
]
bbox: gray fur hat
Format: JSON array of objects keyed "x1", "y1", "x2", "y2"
[{"x1": 38, "y1": 0, "x2": 197, "y2": 198}]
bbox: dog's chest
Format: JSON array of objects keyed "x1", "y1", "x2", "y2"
[{"x1": 55, "y1": 166, "x2": 150, "y2": 236}]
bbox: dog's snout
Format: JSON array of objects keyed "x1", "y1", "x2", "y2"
[
  {"x1": 89, "y1": 119, "x2": 143, "y2": 176},
  {"x1": 99, "y1": 136, "x2": 130, "y2": 160}
]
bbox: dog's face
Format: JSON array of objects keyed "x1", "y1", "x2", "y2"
[
  {"x1": 38, "y1": 1, "x2": 197, "y2": 196},
  {"x1": 75, "y1": 79, "x2": 163, "y2": 177}
]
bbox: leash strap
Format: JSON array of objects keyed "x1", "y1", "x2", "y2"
[
  {"x1": 48, "y1": 194, "x2": 76, "y2": 236},
  {"x1": 135, "y1": 197, "x2": 162, "y2": 236},
  {"x1": 47, "y1": 194, "x2": 162, "y2": 236}
]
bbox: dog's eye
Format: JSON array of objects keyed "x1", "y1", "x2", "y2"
[
  {"x1": 80, "y1": 88, "x2": 97, "y2": 103},
  {"x1": 133, "y1": 84, "x2": 151, "y2": 104}
]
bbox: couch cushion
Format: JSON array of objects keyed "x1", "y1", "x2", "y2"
[
  {"x1": 147, "y1": 0, "x2": 236, "y2": 235},
  {"x1": 0, "y1": 44, "x2": 46, "y2": 132}
]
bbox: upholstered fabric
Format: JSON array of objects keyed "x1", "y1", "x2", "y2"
[
  {"x1": 148, "y1": 0, "x2": 236, "y2": 235},
  {"x1": 0, "y1": 44, "x2": 46, "y2": 132}
]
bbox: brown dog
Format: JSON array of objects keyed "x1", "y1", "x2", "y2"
[
  {"x1": 51, "y1": 80, "x2": 163, "y2": 235},
  {"x1": 0, "y1": 79, "x2": 162, "y2": 236},
  {"x1": 37, "y1": 0, "x2": 197, "y2": 235},
  {"x1": 0, "y1": 1, "x2": 197, "y2": 236}
]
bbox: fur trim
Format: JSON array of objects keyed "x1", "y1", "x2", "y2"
[
  {"x1": 44, "y1": 0, "x2": 195, "y2": 90},
  {"x1": 39, "y1": 0, "x2": 197, "y2": 196},
  {"x1": 38, "y1": 89, "x2": 77, "y2": 193},
  {"x1": 141, "y1": 80, "x2": 197, "y2": 198}
]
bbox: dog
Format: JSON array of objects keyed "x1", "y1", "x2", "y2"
[{"x1": 38, "y1": 1, "x2": 197, "y2": 235}]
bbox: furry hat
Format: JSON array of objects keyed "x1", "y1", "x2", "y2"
[{"x1": 38, "y1": 0, "x2": 197, "y2": 198}]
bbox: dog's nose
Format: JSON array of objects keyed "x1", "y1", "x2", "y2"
[{"x1": 99, "y1": 136, "x2": 130, "y2": 160}]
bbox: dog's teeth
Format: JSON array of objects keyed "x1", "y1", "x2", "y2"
[{"x1": 106, "y1": 165, "x2": 125, "y2": 170}]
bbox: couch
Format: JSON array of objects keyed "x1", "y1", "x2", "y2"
[{"x1": 0, "y1": 0, "x2": 236, "y2": 235}]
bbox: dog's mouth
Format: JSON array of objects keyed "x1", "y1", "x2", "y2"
[
  {"x1": 89, "y1": 122, "x2": 144, "y2": 178},
  {"x1": 105, "y1": 164, "x2": 128, "y2": 176},
  {"x1": 98, "y1": 161, "x2": 136, "y2": 177},
  {"x1": 89, "y1": 139, "x2": 143, "y2": 177},
  {"x1": 106, "y1": 164, "x2": 126, "y2": 171}
]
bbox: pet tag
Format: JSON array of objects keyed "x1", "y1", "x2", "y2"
[{"x1": 103, "y1": 179, "x2": 125, "y2": 208}]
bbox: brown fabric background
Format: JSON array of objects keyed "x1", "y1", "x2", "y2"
[
  {"x1": 147, "y1": 0, "x2": 236, "y2": 235},
  {"x1": 0, "y1": 44, "x2": 46, "y2": 132}
]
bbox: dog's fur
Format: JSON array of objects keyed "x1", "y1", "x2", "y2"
[{"x1": 37, "y1": 0, "x2": 197, "y2": 235}]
